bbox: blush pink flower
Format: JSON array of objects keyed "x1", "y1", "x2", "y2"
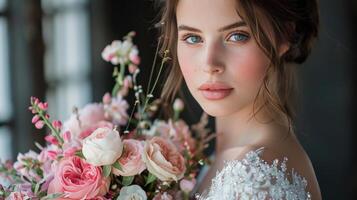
[
  {"x1": 148, "y1": 120, "x2": 196, "y2": 154},
  {"x1": 179, "y1": 178, "x2": 196, "y2": 193},
  {"x1": 62, "y1": 103, "x2": 107, "y2": 139},
  {"x1": 103, "y1": 95, "x2": 129, "y2": 125},
  {"x1": 112, "y1": 139, "x2": 146, "y2": 176},
  {"x1": 13, "y1": 150, "x2": 42, "y2": 182},
  {"x1": 45, "y1": 135, "x2": 59, "y2": 145},
  {"x1": 152, "y1": 192, "x2": 173, "y2": 200},
  {"x1": 142, "y1": 137, "x2": 186, "y2": 182},
  {"x1": 173, "y1": 98, "x2": 184, "y2": 111},
  {"x1": 78, "y1": 121, "x2": 114, "y2": 140},
  {"x1": 5, "y1": 192, "x2": 26, "y2": 200},
  {"x1": 48, "y1": 156, "x2": 110, "y2": 199}
]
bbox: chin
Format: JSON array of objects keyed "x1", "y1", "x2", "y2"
[{"x1": 199, "y1": 101, "x2": 238, "y2": 117}]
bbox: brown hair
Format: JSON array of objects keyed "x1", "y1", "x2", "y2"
[{"x1": 156, "y1": 0, "x2": 319, "y2": 130}]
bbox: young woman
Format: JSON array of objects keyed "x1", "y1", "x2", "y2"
[{"x1": 157, "y1": 0, "x2": 322, "y2": 199}]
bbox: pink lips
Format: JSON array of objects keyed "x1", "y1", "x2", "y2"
[{"x1": 198, "y1": 82, "x2": 233, "y2": 100}]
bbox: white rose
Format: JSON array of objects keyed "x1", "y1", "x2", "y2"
[
  {"x1": 117, "y1": 185, "x2": 147, "y2": 200},
  {"x1": 82, "y1": 127, "x2": 123, "y2": 166}
]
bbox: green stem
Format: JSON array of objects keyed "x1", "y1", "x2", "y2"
[
  {"x1": 148, "y1": 57, "x2": 166, "y2": 98},
  {"x1": 111, "y1": 82, "x2": 120, "y2": 97},
  {"x1": 183, "y1": 192, "x2": 190, "y2": 200},
  {"x1": 173, "y1": 110, "x2": 180, "y2": 121},
  {"x1": 111, "y1": 63, "x2": 126, "y2": 97},
  {"x1": 141, "y1": 54, "x2": 167, "y2": 116},
  {"x1": 37, "y1": 109, "x2": 64, "y2": 145},
  {"x1": 119, "y1": 63, "x2": 125, "y2": 86}
]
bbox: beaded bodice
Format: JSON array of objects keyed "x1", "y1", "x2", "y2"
[{"x1": 195, "y1": 147, "x2": 311, "y2": 200}]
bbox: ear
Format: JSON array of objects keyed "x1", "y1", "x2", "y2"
[{"x1": 278, "y1": 42, "x2": 290, "y2": 57}]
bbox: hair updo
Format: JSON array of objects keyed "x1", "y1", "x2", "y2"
[
  {"x1": 157, "y1": 0, "x2": 320, "y2": 130},
  {"x1": 241, "y1": 0, "x2": 320, "y2": 64}
]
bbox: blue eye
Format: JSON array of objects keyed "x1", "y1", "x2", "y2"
[
  {"x1": 184, "y1": 35, "x2": 202, "y2": 44},
  {"x1": 228, "y1": 33, "x2": 249, "y2": 42}
]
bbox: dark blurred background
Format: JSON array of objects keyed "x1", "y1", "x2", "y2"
[{"x1": 0, "y1": 0, "x2": 355, "y2": 199}]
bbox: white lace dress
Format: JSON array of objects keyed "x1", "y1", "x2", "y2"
[{"x1": 195, "y1": 147, "x2": 311, "y2": 200}]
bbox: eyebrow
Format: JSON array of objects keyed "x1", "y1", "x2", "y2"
[{"x1": 178, "y1": 21, "x2": 247, "y2": 32}]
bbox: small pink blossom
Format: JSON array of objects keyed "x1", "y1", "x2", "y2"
[
  {"x1": 63, "y1": 147, "x2": 78, "y2": 158},
  {"x1": 103, "y1": 95, "x2": 129, "y2": 125},
  {"x1": 173, "y1": 98, "x2": 184, "y2": 111},
  {"x1": 30, "y1": 96, "x2": 40, "y2": 105},
  {"x1": 52, "y1": 120, "x2": 62, "y2": 129},
  {"x1": 129, "y1": 48, "x2": 140, "y2": 65},
  {"x1": 123, "y1": 76, "x2": 133, "y2": 89},
  {"x1": 179, "y1": 178, "x2": 196, "y2": 193},
  {"x1": 62, "y1": 131, "x2": 71, "y2": 143},
  {"x1": 128, "y1": 64, "x2": 138, "y2": 74},
  {"x1": 6, "y1": 192, "x2": 25, "y2": 200},
  {"x1": 118, "y1": 76, "x2": 133, "y2": 96},
  {"x1": 102, "y1": 92, "x2": 112, "y2": 104},
  {"x1": 35, "y1": 120, "x2": 45, "y2": 129},
  {"x1": 38, "y1": 102, "x2": 48, "y2": 111},
  {"x1": 101, "y1": 40, "x2": 136, "y2": 65},
  {"x1": 45, "y1": 135, "x2": 59, "y2": 145},
  {"x1": 46, "y1": 150, "x2": 58, "y2": 160},
  {"x1": 13, "y1": 151, "x2": 42, "y2": 182},
  {"x1": 31, "y1": 115, "x2": 40, "y2": 123},
  {"x1": 153, "y1": 192, "x2": 173, "y2": 200}
]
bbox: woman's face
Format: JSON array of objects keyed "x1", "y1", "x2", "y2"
[{"x1": 176, "y1": 0, "x2": 271, "y2": 117}]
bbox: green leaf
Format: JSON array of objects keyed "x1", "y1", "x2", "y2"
[
  {"x1": 113, "y1": 161, "x2": 123, "y2": 171},
  {"x1": 122, "y1": 176, "x2": 135, "y2": 186},
  {"x1": 103, "y1": 165, "x2": 112, "y2": 177},
  {"x1": 145, "y1": 172, "x2": 157, "y2": 186},
  {"x1": 40, "y1": 193, "x2": 63, "y2": 200},
  {"x1": 34, "y1": 181, "x2": 41, "y2": 194},
  {"x1": 75, "y1": 150, "x2": 85, "y2": 159}
]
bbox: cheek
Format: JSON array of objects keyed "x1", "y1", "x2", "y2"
[
  {"x1": 177, "y1": 46, "x2": 198, "y2": 82},
  {"x1": 229, "y1": 47, "x2": 269, "y2": 85}
]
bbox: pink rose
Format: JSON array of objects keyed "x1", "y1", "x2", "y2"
[
  {"x1": 112, "y1": 139, "x2": 146, "y2": 176},
  {"x1": 48, "y1": 156, "x2": 110, "y2": 199},
  {"x1": 142, "y1": 137, "x2": 186, "y2": 182}
]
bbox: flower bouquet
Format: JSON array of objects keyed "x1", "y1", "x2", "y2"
[{"x1": 0, "y1": 32, "x2": 214, "y2": 200}]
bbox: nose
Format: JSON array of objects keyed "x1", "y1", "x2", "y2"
[{"x1": 202, "y1": 40, "x2": 225, "y2": 74}]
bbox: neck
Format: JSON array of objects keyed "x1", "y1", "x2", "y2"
[{"x1": 214, "y1": 104, "x2": 286, "y2": 154}]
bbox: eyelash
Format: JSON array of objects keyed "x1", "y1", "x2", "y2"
[{"x1": 180, "y1": 31, "x2": 250, "y2": 45}]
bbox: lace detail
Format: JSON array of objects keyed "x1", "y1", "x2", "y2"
[{"x1": 195, "y1": 147, "x2": 311, "y2": 200}]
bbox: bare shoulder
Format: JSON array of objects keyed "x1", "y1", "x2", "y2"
[{"x1": 254, "y1": 134, "x2": 322, "y2": 200}]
